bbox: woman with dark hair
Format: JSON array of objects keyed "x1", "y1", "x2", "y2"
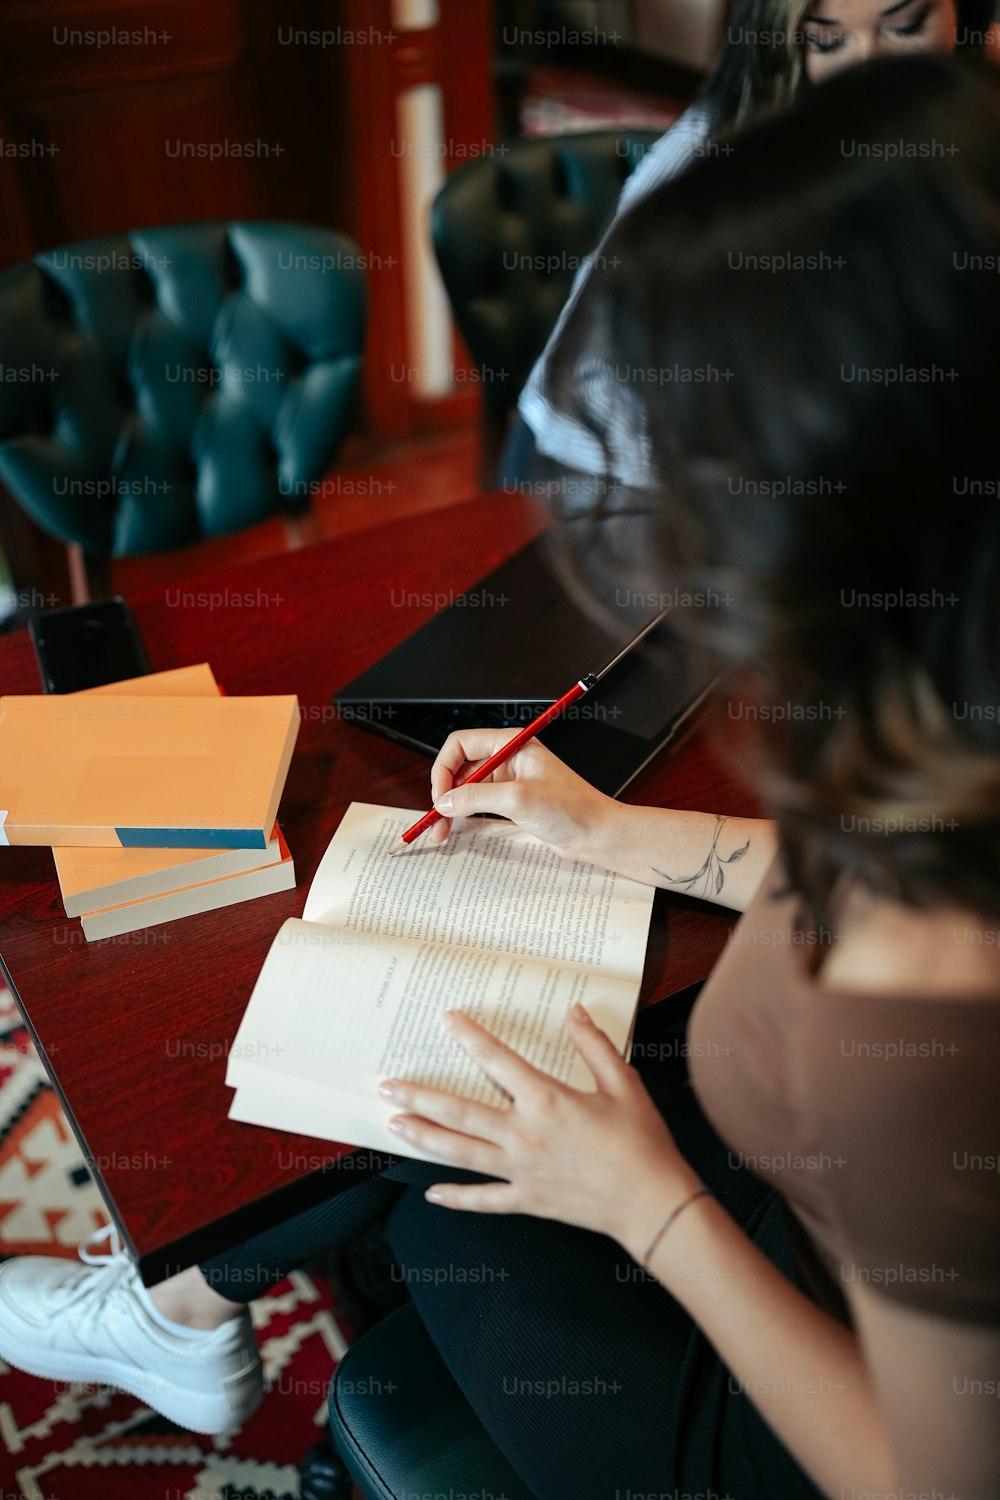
[
  {"x1": 2, "y1": 50, "x2": 998, "y2": 1500},
  {"x1": 711, "y1": 0, "x2": 997, "y2": 118},
  {"x1": 380, "y1": 51, "x2": 1000, "y2": 1499},
  {"x1": 389, "y1": 49, "x2": 1000, "y2": 1500},
  {"x1": 510, "y1": 0, "x2": 999, "y2": 494}
]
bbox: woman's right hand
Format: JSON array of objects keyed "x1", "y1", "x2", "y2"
[
  {"x1": 427, "y1": 728, "x2": 617, "y2": 862},
  {"x1": 428, "y1": 727, "x2": 776, "y2": 910}
]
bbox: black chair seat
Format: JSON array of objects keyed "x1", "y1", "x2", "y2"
[{"x1": 329, "y1": 1301, "x2": 538, "y2": 1500}]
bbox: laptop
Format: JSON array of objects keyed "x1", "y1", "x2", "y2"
[{"x1": 333, "y1": 534, "x2": 718, "y2": 796}]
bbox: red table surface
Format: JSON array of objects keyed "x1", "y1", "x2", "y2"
[{"x1": 0, "y1": 491, "x2": 756, "y2": 1282}]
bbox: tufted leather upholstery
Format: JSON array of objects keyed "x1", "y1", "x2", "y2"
[
  {"x1": 431, "y1": 130, "x2": 660, "y2": 413},
  {"x1": 329, "y1": 1301, "x2": 538, "y2": 1500},
  {"x1": 0, "y1": 222, "x2": 366, "y2": 557}
]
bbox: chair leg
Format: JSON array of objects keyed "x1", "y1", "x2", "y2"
[
  {"x1": 67, "y1": 545, "x2": 89, "y2": 604},
  {"x1": 283, "y1": 509, "x2": 323, "y2": 550},
  {"x1": 67, "y1": 546, "x2": 112, "y2": 604},
  {"x1": 0, "y1": 490, "x2": 73, "y2": 610},
  {"x1": 298, "y1": 1433, "x2": 357, "y2": 1500},
  {"x1": 300, "y1": 1223, "x2": 408, "y2": 1499}
]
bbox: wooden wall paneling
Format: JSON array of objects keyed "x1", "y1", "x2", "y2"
[
  {"x1": 437, "y1": 0, "x2": 498, "y2": 439},
  {"x1": 240, "y1": 0, "x2": 330, "y2": 225},
  {"x1": 0, "y1": 0, "x2": 331, "y2": 262},
  {"x1": 331, "y1": 0, "x2": 414, "y2": 439},
  {"x1": 0, "y1": 0, "x2": 500, "y2": 606}
]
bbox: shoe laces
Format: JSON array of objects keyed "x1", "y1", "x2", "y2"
[{"x1": 60, "y1": 1220, "x2": 134, "y2": 1310}]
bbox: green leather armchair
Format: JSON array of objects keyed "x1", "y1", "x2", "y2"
[
  {"x1": 0, "y1": 221, "x2": 366, "y2": 582},
  {"x1": 430, "y1": 129, "x2": 661, "y2": 482}
]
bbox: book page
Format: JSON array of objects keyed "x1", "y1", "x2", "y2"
[
  {"x1": 227, "y1": 802, "x2": 657, "y2": 1156},
  {"x1": 229, "y1": 1074, "x2": 420, "y2": 1161},
  {"x1": 227, "y1": 916, "x2": 641, "y2": 1158},
  {"x1": 302, "y1": 801, "x2": 654, "y2": 982}
]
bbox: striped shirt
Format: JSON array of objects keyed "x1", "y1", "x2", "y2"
[{"x1": 518, "y1": 100, "x2": 715, "y2": 488}]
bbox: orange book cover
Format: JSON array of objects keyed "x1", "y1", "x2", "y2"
[
  {"x1": 0, "y1": 692, "x2": 299, "y2": 849},
  {"x1": 53, "y1": 664, "x2": 283, "y2": 910},
  {"x1": 77, "y1": 663, "x2": 221, "y2": 698}
]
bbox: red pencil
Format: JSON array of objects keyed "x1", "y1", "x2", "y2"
[{"x1": 388, "y1": 673, "x2": 598, "y2": 853}]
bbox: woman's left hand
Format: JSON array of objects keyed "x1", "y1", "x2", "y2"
[{"x1": 378, "y1": 1004, "x2": 703, "y2": 1259}]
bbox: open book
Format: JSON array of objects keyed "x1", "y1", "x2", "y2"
[{"x1": 227, "y1": 802, "x2": 657, "y2": 1162}]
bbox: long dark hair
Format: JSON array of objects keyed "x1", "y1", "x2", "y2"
[
  {"x1": 703, "y1": 0, "x2": 998, "y2": 132},
  {"x1": 544, "y1": 53, "x2": 1000, "y2": 928},
  {"x1": 702, "y1": 0, "x2": 809, "y2": 128}
]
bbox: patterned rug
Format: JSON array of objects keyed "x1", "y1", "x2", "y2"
[{"x1": 0, "y1": 985, "x2": 348, "y2": 1500}]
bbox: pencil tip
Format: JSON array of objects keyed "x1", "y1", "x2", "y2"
[{"x1": 388, "y1": 837, "x2": 408, "y2": 855}]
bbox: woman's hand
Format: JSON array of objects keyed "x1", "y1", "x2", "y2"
[
  {"x1": 378, "y1": 1005, "x2": 703, "y2": 1260},
  {"x1": 427, "y1": 727, "x2": 618, "y2": 862},
  {"x1": 426, "y1": 726, "x2": 777, "y2": 913}
]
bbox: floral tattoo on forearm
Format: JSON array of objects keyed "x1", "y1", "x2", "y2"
[{"x1": 652, "y1": 816, "x2": 750, "y2": 898}]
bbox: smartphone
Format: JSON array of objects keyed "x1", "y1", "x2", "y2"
[{"x1": 29, "y1": 597, "x2": 152, "y2": 694}]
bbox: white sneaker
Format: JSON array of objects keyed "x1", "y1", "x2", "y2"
[{"x1": 0, "y1": 1224, "x2": 263, "y2": 1433}]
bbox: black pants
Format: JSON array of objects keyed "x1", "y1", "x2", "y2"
[{"x1": 200, "y1": 989, "x2": 826, "y2": 1500}]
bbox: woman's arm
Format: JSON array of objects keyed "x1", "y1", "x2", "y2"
[
  {"x1": 429, "y1": 726, "x2": 776, "y2": 914},
  {"x1": 630, "y1": 1183, "x2": 999, "y2": 1499},
  {"x1": 622, "y1": 1172, "x2": 899, "y2": 1500},
  {"x1": 590, "y1": 802, "x2": 776, "y2": 913},
  {"x1": 382, "y1": 1009, "x2": 906, "y2": 1500}
]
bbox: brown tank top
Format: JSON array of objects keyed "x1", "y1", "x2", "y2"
[{"x1": 687, "y1": 858, "x2": 1000, "y2": 1326}]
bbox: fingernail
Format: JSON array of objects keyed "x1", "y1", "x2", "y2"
[
  {"x1": 434, "y1": 792, "x2": 454, "y2": 815},
  {"x1": 425, "y1": 1189, "x2": 445, "y2": 1203},
  {"x1": 571, "y1": 1003, "x2": 589, "y2": 1021},
  {"x1": 442, "y1": 1009, "x2": 457, "y2": 1027},
  {"x1": 388, "y1": 1117, "x2": 406, "y2": 1133},
  {"x1": 378, "y1": 1081, "x2": 399, "y2": 1098}
]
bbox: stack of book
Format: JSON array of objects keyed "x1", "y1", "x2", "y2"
[{"x1": 0, "y1": 663, "x2": 300, "y2": 940}]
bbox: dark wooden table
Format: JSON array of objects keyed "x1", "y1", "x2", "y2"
[{"x1": 0, "y1": 491, "x2": 756, "y2": 1283}]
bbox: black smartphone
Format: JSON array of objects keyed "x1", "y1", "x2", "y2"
[{"x1": 28, "y1": 597, "x2": 152, "y2": 694}]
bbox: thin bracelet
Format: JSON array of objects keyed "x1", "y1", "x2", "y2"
[{"x1": 642, "y1": 1185, "x2": 713, "y2": 1267}]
